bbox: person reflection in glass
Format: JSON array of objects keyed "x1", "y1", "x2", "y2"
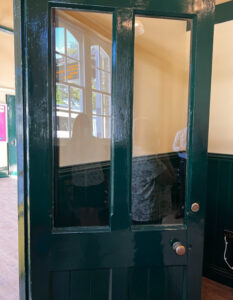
[
  {"x1": 132, "y1": 119, "x2": 176, "y2": 225},
  {"x1": 69, "y1": 113, "x2": 106, "y2": 226},
  {"x1": 172, "y1": 127, "x2": 187, "y2": 219}
]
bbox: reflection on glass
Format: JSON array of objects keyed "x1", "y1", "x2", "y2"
[
  {"x1": 54, "y1": 9, "x2": 112, "y2": 227},
  {"x1": 56, "y1": 84, "x2": 68, "y2": 109},
  {"x1": 56, "y1": 54, "x2": 66, "y2": 82},
  {"x1": 70, "y1": 86, "x2": 83, "y2": 111},
  {"x1": 132, "y1": 16, "x2": 191, "y2": 225},
  {"x1": 55, "y1": 27, "x2": 65, "y2": 54},
  {"x1": 100, "y1": 47, "x2": 110, "y2": 71},
  {"x1": 100, "y1": 70, "x2": 111, "y2": 93},
  {"x1": 67, "y1": 30, "x2": 80, "y2": 59},
  {"x1": 103, "y1": 95, "x2": 111, "y2": 115},
  {"x1": 91, "y1": 45, "x2": 99, "y2": 68},
  {"x1": 67, "y1": 58, "x2": 80, "y2": 85}
]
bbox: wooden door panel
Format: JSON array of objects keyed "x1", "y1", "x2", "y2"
[
  {"x1": 51, "y1": 266, "x2": 185, "y2": 300},
  {"x1": 129, "y1": 266, "x2": 185, "y2": 300},
  {"x1": 50, "y1": 230, "x2": 186, "y2": 270},
  {"x1": 15, "y1": 0, "x2": 215, "y2": 299}
]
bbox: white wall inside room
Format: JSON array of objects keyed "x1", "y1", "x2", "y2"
[
  {"x1": 208, "y1": 20, "x2": 233, "y2": 154},
  {"x1": 133, "y1": 17, "x2": 190, "y2": 156}
]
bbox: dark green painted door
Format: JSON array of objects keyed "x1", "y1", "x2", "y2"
[
  {"x1": 6, "y1": 95, "x2": 17, "y2": 176},
  {"x1": 14, "y1": 0, "x2": 215, "y2": 299}
]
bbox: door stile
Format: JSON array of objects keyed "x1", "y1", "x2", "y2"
[
  {"x1": 25, "y1": 0, "x2": 52, "y2": 299},
  {"x1": 186, "y1": 5, "x2": 215, "y2": 300},
  {"x1": 110, "y1": 8, "x2": 134, "y2": 232}
]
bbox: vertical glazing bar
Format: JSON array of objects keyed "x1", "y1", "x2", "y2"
[{"x1": 111, "y1": 9, "x2": 134, "y2": 231}]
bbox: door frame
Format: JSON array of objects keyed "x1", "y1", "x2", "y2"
[{"x1": 14, "y1": 0, "x2": 215, "y2": 299}]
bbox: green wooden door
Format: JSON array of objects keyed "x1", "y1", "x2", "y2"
[
  {"x1": 15, "y1": 0, "x2": 215, "y2": 299},
  {"x1": 7, "y1": 95, "x2": 17, "y2": 176}
]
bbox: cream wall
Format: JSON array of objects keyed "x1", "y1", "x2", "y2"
[
  {"x1": 216, "y1": 0, "x2": 232, "y2": 4},
  {"x1": 208, "y1": 20, "x2": 233, "y2": 154},
  {"x1": 133, "y1": 18, "x2": 190, "y2": 156},
  {"x1": 0, "y1": 1, "x2": 15, "y2": 168}
]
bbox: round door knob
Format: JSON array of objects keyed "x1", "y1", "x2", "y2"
[
  {"x1": 191, "y1": 202, "x2": 200, "y2": 213},
  {"x1": 172, "y1": 242, "x2": 186, "y2": 256}
]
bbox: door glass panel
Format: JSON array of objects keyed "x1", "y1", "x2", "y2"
[
  {"x1": 54, "y1": 9, "x2": 112, "y2": 227},
  {"x1": 132, "y1": 16, "x2": 191, "y2": 225}
]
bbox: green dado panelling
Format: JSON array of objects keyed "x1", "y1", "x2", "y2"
[
  {"x1": 51, "y1": 266, "x2": 185, "y2": 300},
  {"x1": 55, "y1": 153, "x2": 179, "y2": 227},
  {"x1": 204, "y1": 153, "x2": 233, "y2": 287}
]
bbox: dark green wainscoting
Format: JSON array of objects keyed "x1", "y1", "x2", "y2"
[
  {"x1": 55, "y1": 152, "x2": 179, "y2": 227},
  {"x1": 204, "y1": 153, "x2": 233, "y2": 288}
]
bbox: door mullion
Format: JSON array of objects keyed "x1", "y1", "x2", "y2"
[
  {"x1": 110, "y1": 8, "x2": 134, "y2": 231},
  {"x1": 186, "y1": 11, "x2": 215, "y2": 300}
]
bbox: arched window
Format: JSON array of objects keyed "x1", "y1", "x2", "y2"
[
  {"x1": 55, "y1": 15, "x2": 111, "y2": 140},
  {"x1": 91, "y1": 45, "x2": 111, "y2": 138},
  {"x1": 55, "y1": 24, "x2": 84, "y2": 138}
]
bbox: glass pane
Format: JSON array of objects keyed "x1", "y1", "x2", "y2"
[
  {"x1": 70, "y1": 86, "x2": 83, "y2": 112},
  {"x1": 103, "y1": 116, "x2": 111, "y2": 138},
  {"x1": 56, "y1": 54, "x2": 66, "y2": 82},
  {"x1": 54, "y1": 9, "x2": 112, "y2": 227},
  {"x1": 92, "y1": 68, "x2": 100, "y2": 90},
  {"x1": 56, "y1": 84, "x2": 68, "y2": 109},
  {"x1": 103, "y1": 94, "x2": 111, "y2": 115},
  {"x1": 67, "y1": 58, "x2": 80, "y2": 85},
  {"x1": 100, "y1": 47, "x2": 110, "y2": 71},
  {"x1": 132, "y1": 16, "x2": 191, "y2": 225},
  {"x1": 91, "y1": 45, "x2": 99, "y2": 69},
  {"x1": 56, "y1": 27, "x2": 65, "y2": 54},
  {"x1": 67, "y1": 30, "x2": 80, "y2": 60},
  {"x1": 71, "y1": 113, "x2": 78, "y2": 131},
  {"x1": 56, "y1": 111, "x2": 69, "y2": 138},
  {"x1": 100, "y1": 71, "x2": 111, "y2": 93},
  {"x1": 92, "y1": 116, "x2": 111, "y2": 139},
  {"x1": 92, "y1": 92, "x2": 102, "y2": 114}
]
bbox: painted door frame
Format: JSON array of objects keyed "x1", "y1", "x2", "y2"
[{"x1": 14, "y1": 0, "x2": 215, "y2": 299}]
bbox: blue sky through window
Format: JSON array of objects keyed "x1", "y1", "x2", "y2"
[{"x1": 56, "y1": 27, "x2": 65, "y2": 54}]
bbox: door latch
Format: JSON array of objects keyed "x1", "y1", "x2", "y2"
[{"x1": 172, "y1": 241, "x2": 186, "y2": 256}]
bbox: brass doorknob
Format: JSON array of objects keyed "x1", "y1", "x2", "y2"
[
  {"x1": 172, "y1": 242, "x2": 186, "y2": 256},
  {"x1": 191, "y1": 202, "x2": 200, "y2": 213}
]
